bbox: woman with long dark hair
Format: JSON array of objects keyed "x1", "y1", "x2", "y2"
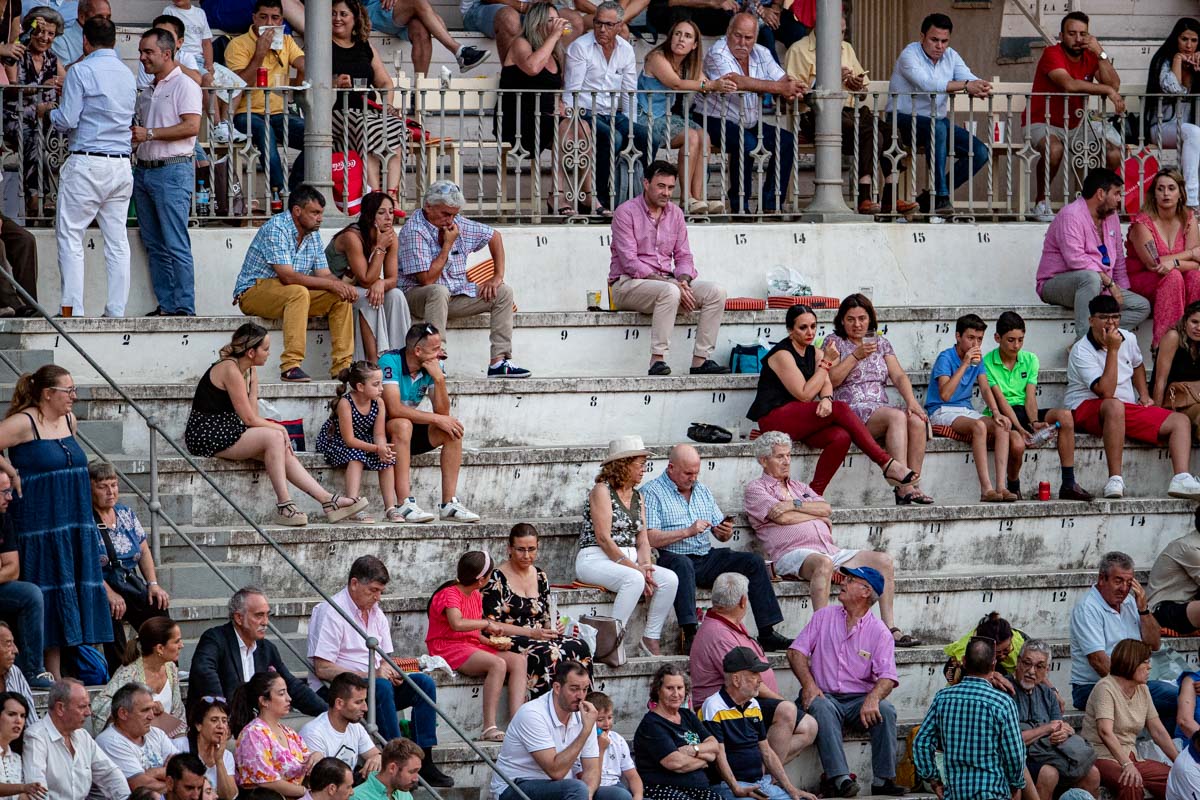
[
  {"x1": 91, "y1": 617, "x2": 184, "y2": 734},
  {"x1": 1153, "y1": 300, "x2": 1200, "y2": 438},
  {"x1": 231, "y1": 672, "x2": 317, "y2": 797},
  {"x1": 0, "y1": 691, "x2": 36, "y2": 799},
  {"x1": 0, "y1": 365, "x2": 109, "y2": 680},
  {"x1": 184, "y1": 323, "x2": 366, "y2": 527},
  {"x1": 1144, "y1": 18, "x2": 1200, "y2": 205},
  {"x1": 324, "y1": 192, "x2": 412, "y2": 362}
]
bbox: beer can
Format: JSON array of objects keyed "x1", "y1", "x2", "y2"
[
  {"x1": 586, "y1": 290, "x2": 602, "y2": 310},
  {"x1": 256, "y1": 67, "x2": 268, "y2": 87},
  {"x1": 1038, "y1": 481, "x2": 1051, "y2": 501}
]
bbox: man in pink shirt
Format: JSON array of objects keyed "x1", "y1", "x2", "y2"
[
  {"x1": 608, "y1": 160, "x2": 729, "y2": 377},
  {"x1": 133, "y1": 26, "x2": 201, "y2": 316},
  {"x1": 689, "y1": 573, "x2": 817, "y2": 767},
  {"x1": 787, "y1": 566, "x2": 905, "y2": 798},
  {"x1": 1036, "y1": 168, "x2": 1150, "y2": 339}
]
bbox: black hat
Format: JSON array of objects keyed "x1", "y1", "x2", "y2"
[{"x1": 722, "y1": 646, "x2": 770, "y2": 673}]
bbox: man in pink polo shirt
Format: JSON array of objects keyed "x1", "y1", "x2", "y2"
[
  {"x1": 787, "y1": 566, "x2": 906, "y2": 798},
  {"x1": 689, "y1": 573, "x2": 817, "y2": 767}
]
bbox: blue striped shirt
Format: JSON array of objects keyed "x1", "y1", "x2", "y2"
[
  {"x1": 50, "y1": 48, "x2": 136, "y2": 155},
  {"x1": 233, "y1": 212, "x2": 328, "y2": 299},
  {"x1": 913, "y1": 677, "x2": 1027, "y2": 800},
  {"x1": 640, "y1": 472, "x2": 723, "y2": 556}
]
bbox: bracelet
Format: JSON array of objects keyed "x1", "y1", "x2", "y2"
[
  {"x1": 148, "y1": 581, "x2": 159, "y2": 586},
  {"x1": 818, "y1": 359, "x2": 832, "y2": 370},
  {"x1": 819, "y1": 394, "x2": 833, "y2": 401},
  {"x1": 1176, "y1": 258, "x2": 1181, "y2": 268}
]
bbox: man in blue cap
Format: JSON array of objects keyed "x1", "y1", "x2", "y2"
[{"x1": 786, "y1": 566, "x2": 907, "y2": 798}]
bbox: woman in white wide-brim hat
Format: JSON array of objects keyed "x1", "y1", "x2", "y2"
[{"x1": 574, "y1": 436, "x2": 680, "y2": 656}]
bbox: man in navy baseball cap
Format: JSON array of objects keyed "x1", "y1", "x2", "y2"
[{"x1": 839, "y1": 565, "x2": 885, "y2": 598}]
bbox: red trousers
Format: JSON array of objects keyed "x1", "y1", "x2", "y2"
[
  {"x1": 758, "y1": 400, "x2": 890, "y2": 493},
  {"x1": 1094, "y1": 757, "x2": 1169, "y2": 800}
]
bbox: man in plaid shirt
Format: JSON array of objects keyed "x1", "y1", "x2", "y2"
[{"x1": 914, "y1": 638, "x2": 1027, "y2": 800}]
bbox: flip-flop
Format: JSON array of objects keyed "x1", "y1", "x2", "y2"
[{"x1": 478, "y1": 726, "x2": 505, "y2": 742}]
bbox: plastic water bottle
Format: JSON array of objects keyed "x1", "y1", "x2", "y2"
[
  {"x1": 1028, "y1": 421, "x2": 1060, "y2": 448},
  {"x1": 196, "y1": 180, "x2": 211, "y2": 218}
]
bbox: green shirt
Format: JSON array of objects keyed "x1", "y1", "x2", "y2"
[
  {"x1": 352, "y1": 773, "x2": 413, "y2": 800},
  {"x1": 982, "y1": 349, "x2": 1040, "y2": 415}
]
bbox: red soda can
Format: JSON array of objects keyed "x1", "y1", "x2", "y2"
[
  {"x1": 256, "y1": 67, "x2": 268, "y2": 87},
  {"x1": 1038, "y1": 481, "x2": 1051, "y2": 501}
]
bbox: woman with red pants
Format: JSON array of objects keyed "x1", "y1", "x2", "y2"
[{"x1": 747, "y1": 304, "x2": 920, "y2": 496}]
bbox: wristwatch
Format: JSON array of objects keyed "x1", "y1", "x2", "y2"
[
  {"x1": 691, "y1": 745, "x2": 700, "y2": 757},
  {"x1": 1099, "y1": 50, "x2": 1110, "y2": 62}
]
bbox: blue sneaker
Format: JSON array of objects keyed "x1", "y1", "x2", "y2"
[
  {"x1": 487, "y1": 359, "x2": 531, "y2": 378},
  {"x1": 28, "y1": 671, "x2": 53, "y2": 690}
]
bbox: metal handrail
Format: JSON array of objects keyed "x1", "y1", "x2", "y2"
[{"x1": 0, "y1": 273, "x2": 530, "y2": 800}]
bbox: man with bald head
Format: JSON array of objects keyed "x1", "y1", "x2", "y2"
[{"x1": 642, "y1": 444, "x2": 789, "y2": 654}]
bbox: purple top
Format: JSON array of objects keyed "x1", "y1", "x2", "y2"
[
  {"x1": 608, "y1": 195, "x2": 696, "y2": 284},
  {"x1": 1036, "y1": 197, "x2": 1129, "y2": 296},
  {"x1": 790, "y1": 605, "x2": 899, "y2": 695},
  {"x1": 825, "y1": 333, "x2": 896, "y2": 424}
]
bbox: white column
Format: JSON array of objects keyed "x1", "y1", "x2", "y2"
[
  {"x1": 802, "y1": 0, "x2": 854, "y2": 219},
  {"x1": 303, "y1": 0, "x2": 341, "y2": 215}
]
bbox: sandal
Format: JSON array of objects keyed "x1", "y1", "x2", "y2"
[
  {"x1": 323, "y1": 493, "x2": 369, "y2": 523},
  {"x1": 890, "y1": 627, "x2": 923, "y2": 647},
  {"x1": 895, "y1": 486, "x2": 935, "y2": 505},
  {"x1": 880, "y1": 458, "x2": 919, "y2": 488},
  {"x1": 348, "y1": 509, "x2": 375, "y2": 524},
  {"x1": 478, "y1": 725, "x2": 505, "y2": 742},
  {"x1": 273, "y1": 501, "x2": 308, "y2": 527}
]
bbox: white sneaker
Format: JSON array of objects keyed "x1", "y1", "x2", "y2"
[
  {"x1": 393, "y1": 497, "x2": 436, "y2": 523},
  {"x1": 210, "y1": 121, "x2": 247, "y2": 144},
  {"x1": 1103, "y1": 475, "x2": 1125, "y2": 499},
  {"x1": 1169, "y1": 473, "x2": 1200, "y2": 500},
  {"x1": 440, "y1": 497, "x2": 481, "y2": 523},
  {"x1": 1031, "y1": 199, "x2": 1054, "y2": 223}
]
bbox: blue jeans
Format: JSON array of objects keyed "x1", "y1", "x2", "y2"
[
  {"x1": 375, "y1": 672, "x2": 438, "y2": 747},
  {"x1": 699, "y1": 115, "x2": 794, "y2": 213},
  {"x1": 133, "y1": 162, "x2": 195, "y2": 315},
  {"x1": 656, "y1": 548, "x2": 783, "y2": 630},
  {"x1": 1073, "y1": 680, "x2": 1178, "y2": 727},
  {"x1": 500, "y1": 780, "x2": 632, "y2": 800},
  {"x1": 582, "y1": 110, "x2": 651, "y2": 209},
  {"x1": 893, "y1": 113, "x2": 988, "y2": 199},
  {"x1": 714, "y1": 776, "x2": 791, "y2": 800},
  {"x1": 233, "y1": 110, "x2": 306, "y2": 192},
  {"x1": 0, "y1": 580, "x2": 45, "y2": 676},
  {"x1": 807, "y1": 692, "x2": 897, "y2": 782}
]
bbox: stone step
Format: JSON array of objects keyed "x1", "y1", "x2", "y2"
[
  {"x1": 0, "y1": 349, "x2": 53, "y2": 380},
  {"x1": 155, "y1": 560, "x2": 263, "y2": 598},
  {"x1": 111, "y1": 437, "x2": 1189, "y2": 526},
  {"x1": 0, "y1": 303, "x2": 1093, "y2": 384},
  {"x1": 158, "y1": 498, "x2": 1195, "y2": 597},
  {"x1": 21, "y1": 224, "x2": 1048, "y2": 323}
]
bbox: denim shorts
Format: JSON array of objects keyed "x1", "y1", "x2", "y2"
[
  {"x1": 463, "y1": 2, "x2": 510, "y2": 37},
  {"x1": 365, "y1": 0, "x2": 413, "y2": 38},
  {"x1": 648, "y1": 113, "x2": 700, "y2": 147}
]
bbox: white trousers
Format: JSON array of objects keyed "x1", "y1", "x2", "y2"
[
  {"x1": 574, "y1": 545, "x2": 679, "y2": 640},
  {"x1": 55, "y1": 155, "x2": 133, "y2": 317},
  {"x1": 1152, "y1": 121, "x2": 1200, "y2": 202}
]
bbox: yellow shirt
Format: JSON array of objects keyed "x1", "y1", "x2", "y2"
[
  {"x1": 783, "y1": 33, "x2": 864, "y2": 113},
  {"x1": 224, "y1": 28, "x2": 305, "y2": 115}
]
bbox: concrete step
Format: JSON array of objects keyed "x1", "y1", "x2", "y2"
[
  {"x1": 159, "y1": 498, "x2": 1196, "y2": 597},
  {"x1": 20, "y1": 223, "x2": 1048, "y2": 323},
  {"x1": 110, "y1": 437, "x2": 1191, "y2": 526},
  {"x1": 0, "y1": 349, "x2": 54, "y2": 380},
  {"x1": 0, "y1": 303, "x2": 1091, "y2": 384},
  {"x1": 155, "y1": 560, "x2": 262, "y2": 598}
]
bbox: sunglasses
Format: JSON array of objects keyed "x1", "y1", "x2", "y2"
[{"x1": 1098, "y1": 243, "x2": 1111, "y2": 267}]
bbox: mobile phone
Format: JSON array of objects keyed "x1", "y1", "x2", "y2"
[{"x1": 722, "y1": 514, "x2": 736, "y2": 523}]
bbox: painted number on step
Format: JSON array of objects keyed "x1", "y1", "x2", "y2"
[
  {"x1": 643, "y1": 395, "x2": 651, "y2": 405},
  {"x1": 589, "y1": 607, "x2": 598, "y2": 616},
  {"x1": 686, "y1": 328, "x2": 694, "y2": 340},
  {"x1": 734, "y1": 233, "x2": 747, "y2": 245},
  {"x1": 707, "y1": 461, "x2": 716, "y2": 471},
  {"x1": 731, "y1": 531, "x2": 741, "y2": 542},
  {"x1": 927, "y1": 666, "x2": 937, "y2": 676},
  {"x1": 912, "y1": 232, "x2": 926, "y2": 244},
  {"x1": 1023, "y1": 452, "x2": 1038, "y2": 464},
  {"x1": 1035, "y1": 385, "x2": 1043, "y2": 396},
  {"x1": 1049, "y1": 661, "x2": 1062, "y2": 671},
  {"x1": 981, "y1": 590, "x2": 994, "y2": 603},
  {"x1": 599, "y1": 234, "x2": 612, "y2": 247},
  {"x1": 1061, "y1": 518, "x2": 1075, "y2": 528},
  {"x1": 87, "y1": 238, "x2": 95, "y2": 250},
  {"x1": 1131, "y1": 515, "x2": 1146, "y2": 527},
  {"x1": 513, "y1": 467, "x2": 521, "y2": 479},
  {"x1": 644, "y1": 461, "x2": 655, "y2": 472},
  {"x1": 925, "y1": 594, "x2": 941, "y2": 605},
  {"x1": 316, "y1": 334, "x2": 324, "y2": 344},
  {"x1": 793, "y1": 233, "x2": 806, "y2": 244},
  {"x1": 471, "y1": 686, "x2": 480, "y2": 698},
  {"x1": 712, "y1": 392, "x2": 726, "y2": 403},
  {"x1": 226, "y1": 238, "x2": 234, "y2": 250},
  {"x1": 53, "y1": 335, "x2": 59, "y2": 348},
  {"x1": 842, "y1": 456, "x2": 854, "y2": 468},
  {"x1": 977, "y1": 232, "x2": 991, "y2": 244},
  {"x1": 514, "y1": 396, "x2": 522, "y2": 408},
  {"x1": 560, "y1": 330, "x2": 568, "y2": 340},
  {"x1": 181, "y1": 334, "x2": 189, "y2": 346},
  {"x1": 757, "y1": 327, "x2": 772, "y2": 337},
  {"x1": 624, "y1": 329, "x2": 640, "y2": 340},
  {"x1": 924, "y1": 522, "x2": 943, "y2": 534},
  {"x1": 122, "y1": 334, "x2": 131, "y2": 346},
  {"x1": 589, "y1": 396, "x2": 598, "y2": 407},
  {"x1": 934, "y1": 322, "x2": 950, "y2": 334},
  {"x1": 1062, "y1": 323, "x2": 1074, "y2": 334},
  {"x1": 534, "y1": 235, "x2": 549, "y2": 247},
  {"x1": 867, "y1": 525, "x2": 883, "y2": 537},
  {"x1": 998, "y1": 519, "x2": 1013, "y2": 532},
  {"x1": 1051, "y1": 590, "x2": 1068, "y2": 602}
]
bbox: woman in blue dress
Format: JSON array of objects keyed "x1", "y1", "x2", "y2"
[{"x1": 0, "y1": 365, "x2": 111, "y2": 679}]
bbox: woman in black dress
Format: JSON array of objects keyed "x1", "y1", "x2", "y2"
[
  {"x1": 481, "y1": 523, "x2": 592, "y2": 698},
  {"x1": 1153, "y1": 299, "x2": 1200, "y2": 438},
  {"x1": 634, "y1": 664, "x2": 723, "y2": 800},
  {"x1": 495, "y1": 2, "x2": 598, "y2": 216},
  {"x1": 184, "y1": 323, "x2": 366, "y2": 527}
]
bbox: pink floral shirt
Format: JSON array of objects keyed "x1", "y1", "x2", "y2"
[{"x1": 234, "y1": 718, "x2": 311, "y2": 787}]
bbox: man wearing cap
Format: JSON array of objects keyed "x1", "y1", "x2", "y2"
[
  {"x1": 787, "y1": 566, "x2": 907, "y2": 798},
  {"x1": 700, "y1": 647, "x2": 814, "y2": 800},
  {"x1": 643, "y1": 443, "x2": 790, "y2": 655}
]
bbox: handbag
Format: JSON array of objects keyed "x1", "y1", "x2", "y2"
[
  {"x1": 1165, "y1": 381, "x2": 1200, "y2": 411},
  {"x1": 579, "y1": 614, "x2": 626, "y2": 668},
  {"x1": 1022, "y1": 729, "x2": 1097, "y2": 783},
  {"x1": 96, "y1": 512, "x2": 149, "y2": 603},
  {"x1": 730, "y1": 343, "x2": 768, "y2": 374},
  {"x1": 151, "y1": 712, "x2": 188, "y2": 739},
  {"x1": 687, "y1": 423, "x2": 732, "y2": 444}
]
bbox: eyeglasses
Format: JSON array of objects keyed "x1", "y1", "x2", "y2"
[
  {"x1": 200, "y1": 695, "x2": 227, "y2": 704},
  {"x1": 1098, "y1": 243, "x2": 1111, "y2": 267},
  {"x1": 1095, "y1": 314, "x2": 1121, "y2": 322},
  {"x1": 49, "y1": 386, "x2": 77, "y2": 396},
  {"x1": 593, "y1": 20, "x2": 619, "y2": 28},
  {"x1": 0, "y1": 489, "x2": 13, "y2": 498},
  {"x1": 512, "y1": 547, "x2": 538, "y2": 554},
  {"x1": 1017, "y1": 658, "x2": 1049, "y2": 672}
]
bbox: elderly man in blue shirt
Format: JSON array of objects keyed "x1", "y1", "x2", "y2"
[
  {"x1": 50, "y1": 16, "x2": 135, "y2": 318},
  {"x1": 886, "y1": 12, "x2": 992, "y2": 218},
  {"x1": 643, "y1": 443, "x2": 790, "y2": 654}
]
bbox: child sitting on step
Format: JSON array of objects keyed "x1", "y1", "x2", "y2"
[{"x1": 315, "y1": 360, "x2": 399, "y2": 522}]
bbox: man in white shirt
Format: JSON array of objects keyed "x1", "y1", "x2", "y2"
[
  {"x1": 23, "y1": 679, "x2": 130, "y2": 800},
  {"x1": 1063, "y1": 294, "x2": 1200, "y2": 500},
  {"x1": 699, "y1": 13, "x2": 805, "y2": 214},
  {"x1": 95, "y1": 682, "x2": 179, "y2": 792},
  {"x1": 300, "y1": 673, "x2": 381, "y2": 779},
  {"x1": 1169, "y1": 732, "x2": 1200, "y2": 800},
  {"x1": 490, "y1": 661, "x2": 619, "y2": 800},
  {"x1": 563, "y1": 1, "x2": 649, "y2": 211},
  {"x1": 885, "y1": 12, "x2": 992, "y2": 217}
]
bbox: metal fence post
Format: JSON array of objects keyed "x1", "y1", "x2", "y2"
[
  {"x1": 148, "y1": 418, "x2": 160, "y2": 565},
  {"x1": 366, "y1": 638, "x2": 379, "y2": 736},
  {"x1": 304, "y1": 0, "x2": 341, "y2": 215}
]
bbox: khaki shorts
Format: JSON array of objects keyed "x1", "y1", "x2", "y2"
[{"x1": 1026, "y1": 119, "x2": 1123, "y2": 151}]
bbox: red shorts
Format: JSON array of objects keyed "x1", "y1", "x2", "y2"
[{"x1": 1072, "y1": 398, "x2": 1173, "y2": 444}]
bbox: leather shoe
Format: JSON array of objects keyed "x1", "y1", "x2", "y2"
[
  {"x1": 418, "y1": 752, "x2": 454, "y2": 788},
  {"x1": 872, "y1": 779, "x2": 909, "y2": 796},
  {"x1": 1059, "y1": 483, "x2": 1094, "y2": 502},
  {"x1": 757, "y1": 630, "x2": 792, "y2": 652}
]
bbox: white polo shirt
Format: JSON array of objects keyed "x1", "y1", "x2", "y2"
[
  {"x1": 1069, "y1": 585, "x2": 1142, "y2": 686},
  {"x1": 300, "y1": 713, "x2": 375, "y2": 769},
  {"x1": 600, "y1": 730, "x2": 634, "y2": 787},
  {"x1": 489, "y1": 692, "x2": 599, "y2": 799},
  {"x1": 95, "y1": 725, "x2": 179, "y2": 778},
  {"x1": 1064, "y1": 328, "x2": 1142, "y2": 409}
]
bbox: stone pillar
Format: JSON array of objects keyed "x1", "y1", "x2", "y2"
[
  {"x1": 303, "y1": 0, "x2": 340, "y2": 215},
  {"x1": 802, "y1": 0, "x2": 854, "y2": 220}
]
